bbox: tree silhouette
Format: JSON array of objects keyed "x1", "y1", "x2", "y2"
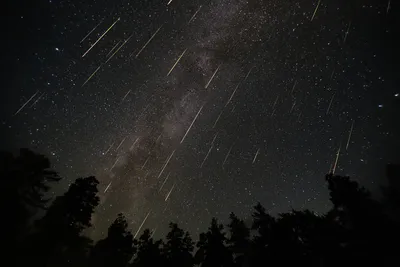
[
  {"x1": 163, "y1": 223, "x2": 194, "y2": 267},
  {"x1": 195, "y1": 218, "x2": 233, "y2": 267},
  {"x1": 226, "y1": 213, "x2": 250, "y2": 267},
  {"x1": 90, "y1": 213, "x2": 135, "y2": 267},
  {"x1": 132, "y1": 229, "x2": 164, "y2": 267},
  {"x1": 0, "y1": 149, "x2": 61, "y2": 262},
  {"x1": 30, "y1": 176, "x2": 100, "y2": 267}
]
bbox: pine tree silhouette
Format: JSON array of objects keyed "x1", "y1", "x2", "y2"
[
  {"x1": 132, "y1": 229, "x2": 164, "y2": 267},
  {"x1": 195, "y1": 218, "x2": 234, "y2": 267},
  {"x1": 226, "y1": 212, "x2": 250, "y2": 267},
  {"x1": 30, "y1": 176, "x2": 100, "y2": 267},
  {"x1": 0, "y1": 149, "x2": 61, "y2": 263},
  {"x1": 90, "y1": 213, "x2": 135, "y2": 267},
  {"x1": 163, "y1": 223, "x2": 194, "y2": 267}
]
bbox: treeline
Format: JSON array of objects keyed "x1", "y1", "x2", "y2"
[{"x1": 2, "y1": 148, "x2": 400, "y2": 267}]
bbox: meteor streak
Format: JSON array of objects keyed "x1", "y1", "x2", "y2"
[
  {"x1": 213, "y1": 109, "x2": 224, "y2": 128},
  {"x1": 252, "y1": 148, "x2": 260, "y2": 164},
  {"x1": 167, "y1": 0, "x2": 173, "y2": 5},
  {"x1": 157, "y1": 150, "x2": 176, "y2": 179},
  {"x1": 134, "y1": 211, "x2": 151, "y2": 239},
  {"x1": 105, "y1": 36, "x2": 131, "y2": 63},
  {"x1": 104, "y1": 142, "x2": 114, "y2": 156},
  {"x1": 29, "y1": 92, "x2": 45, "y2": 108},
  {"x1": 205, "y1": 64, "x2": 221, "y2": 89},
  {"x1": 188, "y1": 5, "x2": 202, "y2": 24},
  {"x1": 326, "y1": 93, "x2": 335, "y2": 115},
  {"x1": 104, "y1": 181, "x2": 112, "y2": 193},
  {"x1": 201, "y1": 132, "x2": 218, "y2": 168},
  {"x1": 180, "y1": 105, "x2": 204, "y2": 144},
  {"x1": 82, "y1": 17, "x2": 120, "y2": 58},
  {"x1": 110, "y1": 156, "x2": 120, "y2": 170},
  {"x1": 116, "y1": 137, "x2": 126, "y2": 151},
  {"x1": 82, "y1": 65, "x2": 102, "y2": 87},
  {"x1": 159, "y1": 172, "x2": 171, "y2": 192},
  {"x1": 122, "y1": 90, "x2": 131, "y2": 101},
  {"x1": 346, "y1": 121, "x2": 354, "y2": 150},
  {"x1": 80, "y1": 19, "x2": 103, "y2": 43},
  {"x1": 106, "y1": 41, "x2": 121, "y2": 58},
  {"x1": 387, "y1": 0, "x2": 391, "y2": 13},
  {"x1": 222, "y1": 144, "x2": 234, "y2": 168},
  {"x1": 343, "y1": 21, "x2": 352, "y2": 44},
  {"x1": 332, "y1": 145, "x2": 341, "y2": 175},
  {"x1": 136, "y1": 26, "x2": 162, "y2": 58},
  {"x1": 290, "y1": 80, "x2": 297, "y2": 95},
  {"x1": 165, "y1": 183, "x2": 175, "y2": 201},
  {"x1": 14, "y1": 91, "x2": 39, "y2": 116},
  {"x1": 141, "y1": 155, "x2": 151, "y2": 170},
  {"x1": 167, "y1": 49, "x2": 187, "y2": 76},
  {"x1": 130, "y1": 137, "x2": 140, "y2": 151},
  {"x1": 310, "y1": 0, "x2": 321, "y2": 21},
  {"x1": 290, "y1": 101, "x2": 296, "y2": 114}
]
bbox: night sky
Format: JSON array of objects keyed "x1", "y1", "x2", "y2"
[{"x1": 2, "y1": 0, "x2": 400, "y2": 240}]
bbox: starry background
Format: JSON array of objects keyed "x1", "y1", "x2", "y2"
[{"x1": 2, "y1": 0, "x2": 400, "y2": 239}]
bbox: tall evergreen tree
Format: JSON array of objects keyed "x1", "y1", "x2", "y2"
[
  {"x1": 0, "y1": 149, "x2": 61, "y2": 262},
  {"x1": 226, "y1": 213, "x2": 250, "y2": 266},
  {"x1": 133, "y1": 229, "x2": 164, "y2": 267},
  {"x1": 195, "y1": 218, "x2": 233, "y2": 267},
  {"x1": 90, "y1": 213, "x2": 135, "y2": 267},
  {"x1": 30, "y1": 176, "x2": 100, "y2": 267},
  {"x1": 163, "y1": 223, "x2": 194, "y2": 267}
]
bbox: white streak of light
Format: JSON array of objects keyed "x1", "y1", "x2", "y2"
[
  {"x1": 141, "y1": 155, "x2": 151, "y2": 170},
  {"x1": 201, "y1": 132, "x2": 219, "y2": 168},
  {"x1": 167, "y1": 0, "x2": 173, "y2": 5},
  {"x1": 134, "y1": 211, "x2": 151, "y2": 239},
  {"x1": 104, "y1": 181, "x2": 112, "y2": 193},
  {"x1": 116, "y1": 137, "x2": 126, "y2": 151},
  {"x1": 104, "y1": 142, "x2": 114, "y2": 156},
  {"x1": 29, "y1": 92, "x2": 45, "y2": 108},
  {"x1": 159, "y1": 172, "x2": 171, "y2": 192},
  {"x1": 180, "y1": 105, "x2": 204, "y2": 144},
  {"x1": 130, "y1": 137, "x2": 140, "y2": 151},
  {"x1": 122, "y1": 89, "x2": 131, "y2": 101},
  {"x1": 106, "y1": 41, "x2": 121, "y2": 58},
  {"x1": 252, "y1": 148, "x2": 260, "y2": 164},
  {"x1": 82, "y1": 17, "x2": 120, "y2": 57},
  {"x1": 136, "y1": 26, "x2": 162, "y2": 58},
  {"x1": 188, "y1": 5, "x2": 202, "y2": 24},
  {"x1": 105, "y1": 36, "x2": 131, "y2": 63},
  {"x1": 80, "y1": 19, "x2": 103, "y2": 43},
  {"x1": 310, "y1": 0, "x2": 321, "y2": 21},
  {"x1": 82, "y1": 65, "x2": 102, "y2": 87},
  {"x1": 326, "y1": 93, "x2": 335, "y2": 115},
  {"x1": 332, "y1": 145, "x2": 341, "y2": 175},
  {"x1": 213, "y1": 109, "x2": 224, "y2": 128},
  {"x1": 165, "y1": 183, "x2": 175, "y2": 201},
  {"x1": 346, "y1": 121, "x2": 354, "y2": 150},
  {"x1": 222, "y1": 144, "x2": 234, "y2": 168},
  {"x1": 387, "y1": 0, "x2": 391, "y2": 13},
  {"x1": 157, "y1": 149, "x2": 176, "y2": 179},
  {"x1": 14, "y1": 91, "x2": 39, "y2": 116},
  {"x1": 167, "y1": 49, "x2": 187, "y2": 76},
  {"x1": 343, "y1": 21, "x2": 352, "y2": 44},
  {"x1": 205, "y1": 64, "x2": 221, "y2": 89},
  {"x1": 290, "y1": 80, "x2": 297, "y2": 95},
  {"x1": 110, "y1": 156, "x2": 120, "y2": 170}
]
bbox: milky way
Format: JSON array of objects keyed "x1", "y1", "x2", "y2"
[{"x1": 3, "y1": 0, "x2": 400, "y2": 239}]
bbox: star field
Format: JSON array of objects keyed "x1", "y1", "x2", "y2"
[{"x1": 2, "y1": 0, "x2": 400, "y2": 239}]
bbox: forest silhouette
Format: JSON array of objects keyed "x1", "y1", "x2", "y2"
[{"x1": 2, "y1": 148, "x2": 400, "y2": 267}]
